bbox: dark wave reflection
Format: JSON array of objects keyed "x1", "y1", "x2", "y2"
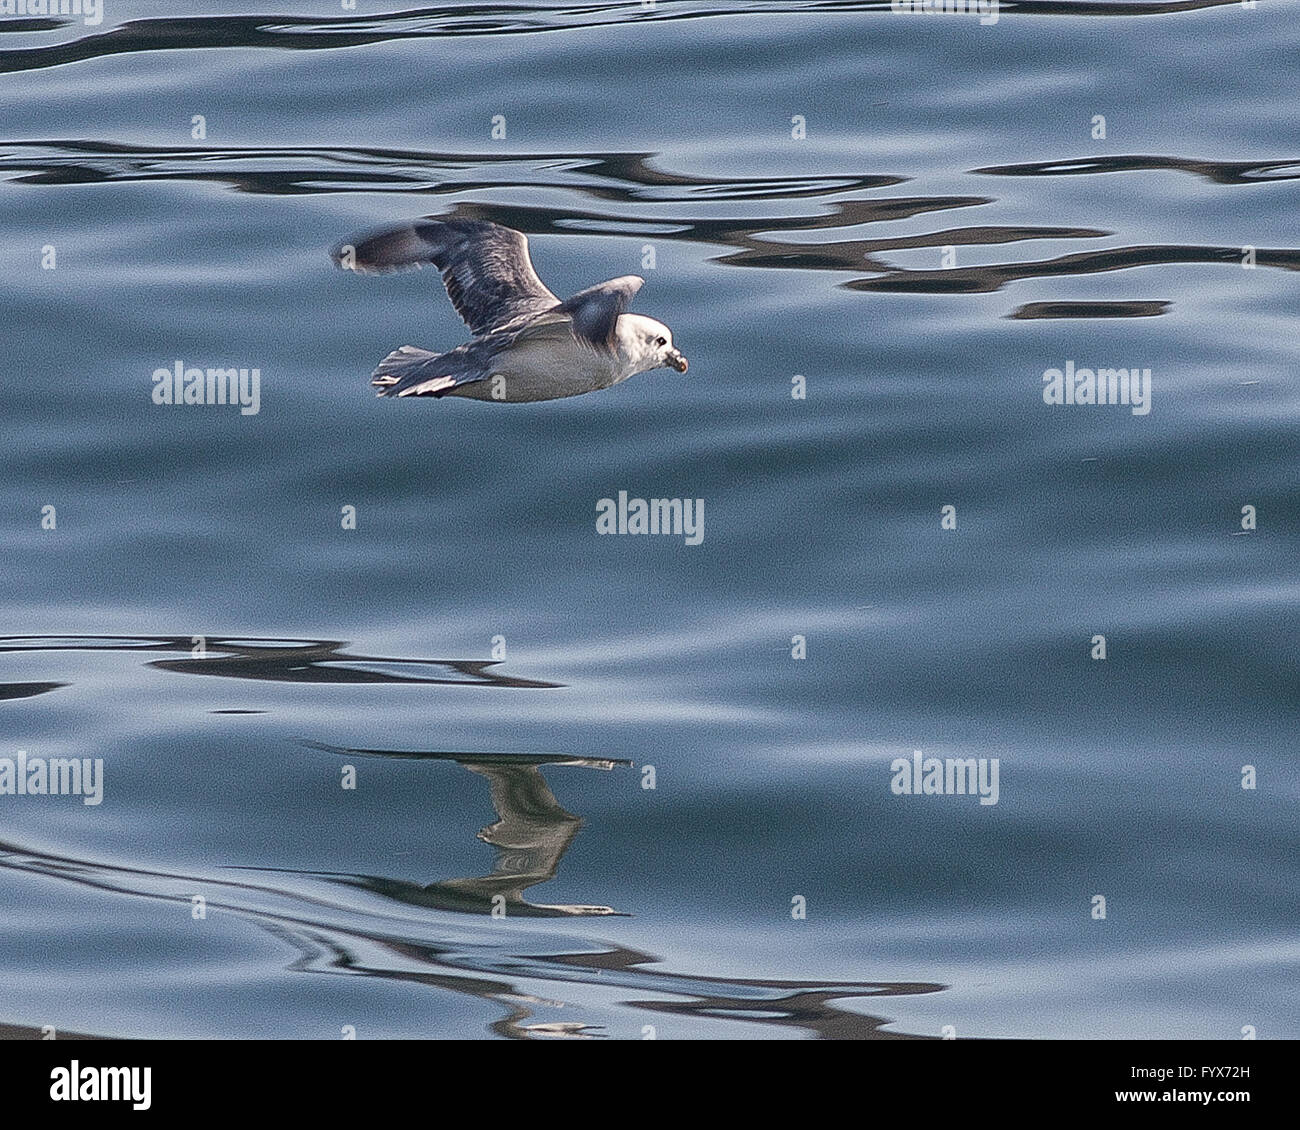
[
  {"x1": 975, "y1": 154, "x2": 1300, "y2": 186},
  {"x1": 0, "y1": 1, "x2": 1248, "y2": 76},
  {"x1": 0, "y1": 636, "x2": 559, "y2": 689},
  {"x1": 0, "y1": 139, "x2": 895, "y2": 201},
  {"x1": 847, "y1": 244, "x2": 1300, "y2": 294},
  {"x1": 4, "y1": 140, "x2": 1295, "y2": 314},
  {"x1": 1010, "y1": 300, "x2": 1171, "y2": 319},
  {"x1": 0, "y1": 680, "x2": 67, "y2": 700},
  {"x1": 0, "y1": 820, "x2": 945, "y2": 1039}
]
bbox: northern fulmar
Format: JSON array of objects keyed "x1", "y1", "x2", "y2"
[{"x1": 332, "y1": 218, "x2": 688, "y2": 402}]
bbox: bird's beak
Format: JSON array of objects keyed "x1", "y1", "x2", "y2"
[{"x1": 666, "y1": 349, "x2": 688, "y2": 373}]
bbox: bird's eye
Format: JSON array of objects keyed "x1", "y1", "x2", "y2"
[{"x1": 656, "y1": 336, "x2": 666, "y2": 346}]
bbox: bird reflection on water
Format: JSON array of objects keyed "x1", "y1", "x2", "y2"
[
  {"x1": 298, "y1": 745, "x2": 629, "y2": 917},
  {"x1": 0, "y1": 740, "x2": 944, "y2": 1038}
]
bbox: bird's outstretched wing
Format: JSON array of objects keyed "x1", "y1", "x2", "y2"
[
  {"x1": 555, "y1": 275, "x2": 644, "y2": 350},
  {"x1": 332, "y1": 218, "x2": 560, "y2": 336}
]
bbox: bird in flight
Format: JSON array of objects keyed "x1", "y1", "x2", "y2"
[{"x1": 332, "y1": 218, "x2": 688, "y2": 402}]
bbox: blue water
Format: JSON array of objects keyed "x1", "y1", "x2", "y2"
[{"x1": 1, "y1": 1, "x2": 1296, "y2": 1039}]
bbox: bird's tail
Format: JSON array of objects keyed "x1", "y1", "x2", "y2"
[{"x1": 371, "y1": 345, "x2": 463, "y2": 398}]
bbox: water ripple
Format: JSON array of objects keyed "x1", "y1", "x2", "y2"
[
  {"x1": 4, "y1": 140, "x2": 1294, "y2": 312},
  {"x1": 0, "y1": 635, "x2": 560, "y2": 689},
  {"x1": 0, "y1": 831, "x2": 944, "y2": 1039},
  {"x1": 0, "y1": 1, "x2": 1249, "y2": 75},
  {"x1": 975, "y1": 154, "x2": 1300, "y2": 186}
]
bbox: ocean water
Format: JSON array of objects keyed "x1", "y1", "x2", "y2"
[{"x1": 0, "y1": 0, "x2": 1296, "y2": 1040}]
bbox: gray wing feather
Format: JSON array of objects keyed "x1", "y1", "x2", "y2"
[
  {"x1": 333, "y1": 218, "x2": 560, "y2": 336},
  {"x1": 555, "y1": 275, "x2": 644, "y2": 350}
]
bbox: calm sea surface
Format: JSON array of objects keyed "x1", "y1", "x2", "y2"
[{"x1": 1, "y1": 1, "x2": 1296, "y2": 1039}]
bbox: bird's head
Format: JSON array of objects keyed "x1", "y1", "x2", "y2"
[{"x1": 625, "y1": 315, "x2": 688, "y2": 374}]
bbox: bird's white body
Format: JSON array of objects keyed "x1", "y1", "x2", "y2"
[{"x1": 449, "y1": 313, "x2": 676, "y2": 402}]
